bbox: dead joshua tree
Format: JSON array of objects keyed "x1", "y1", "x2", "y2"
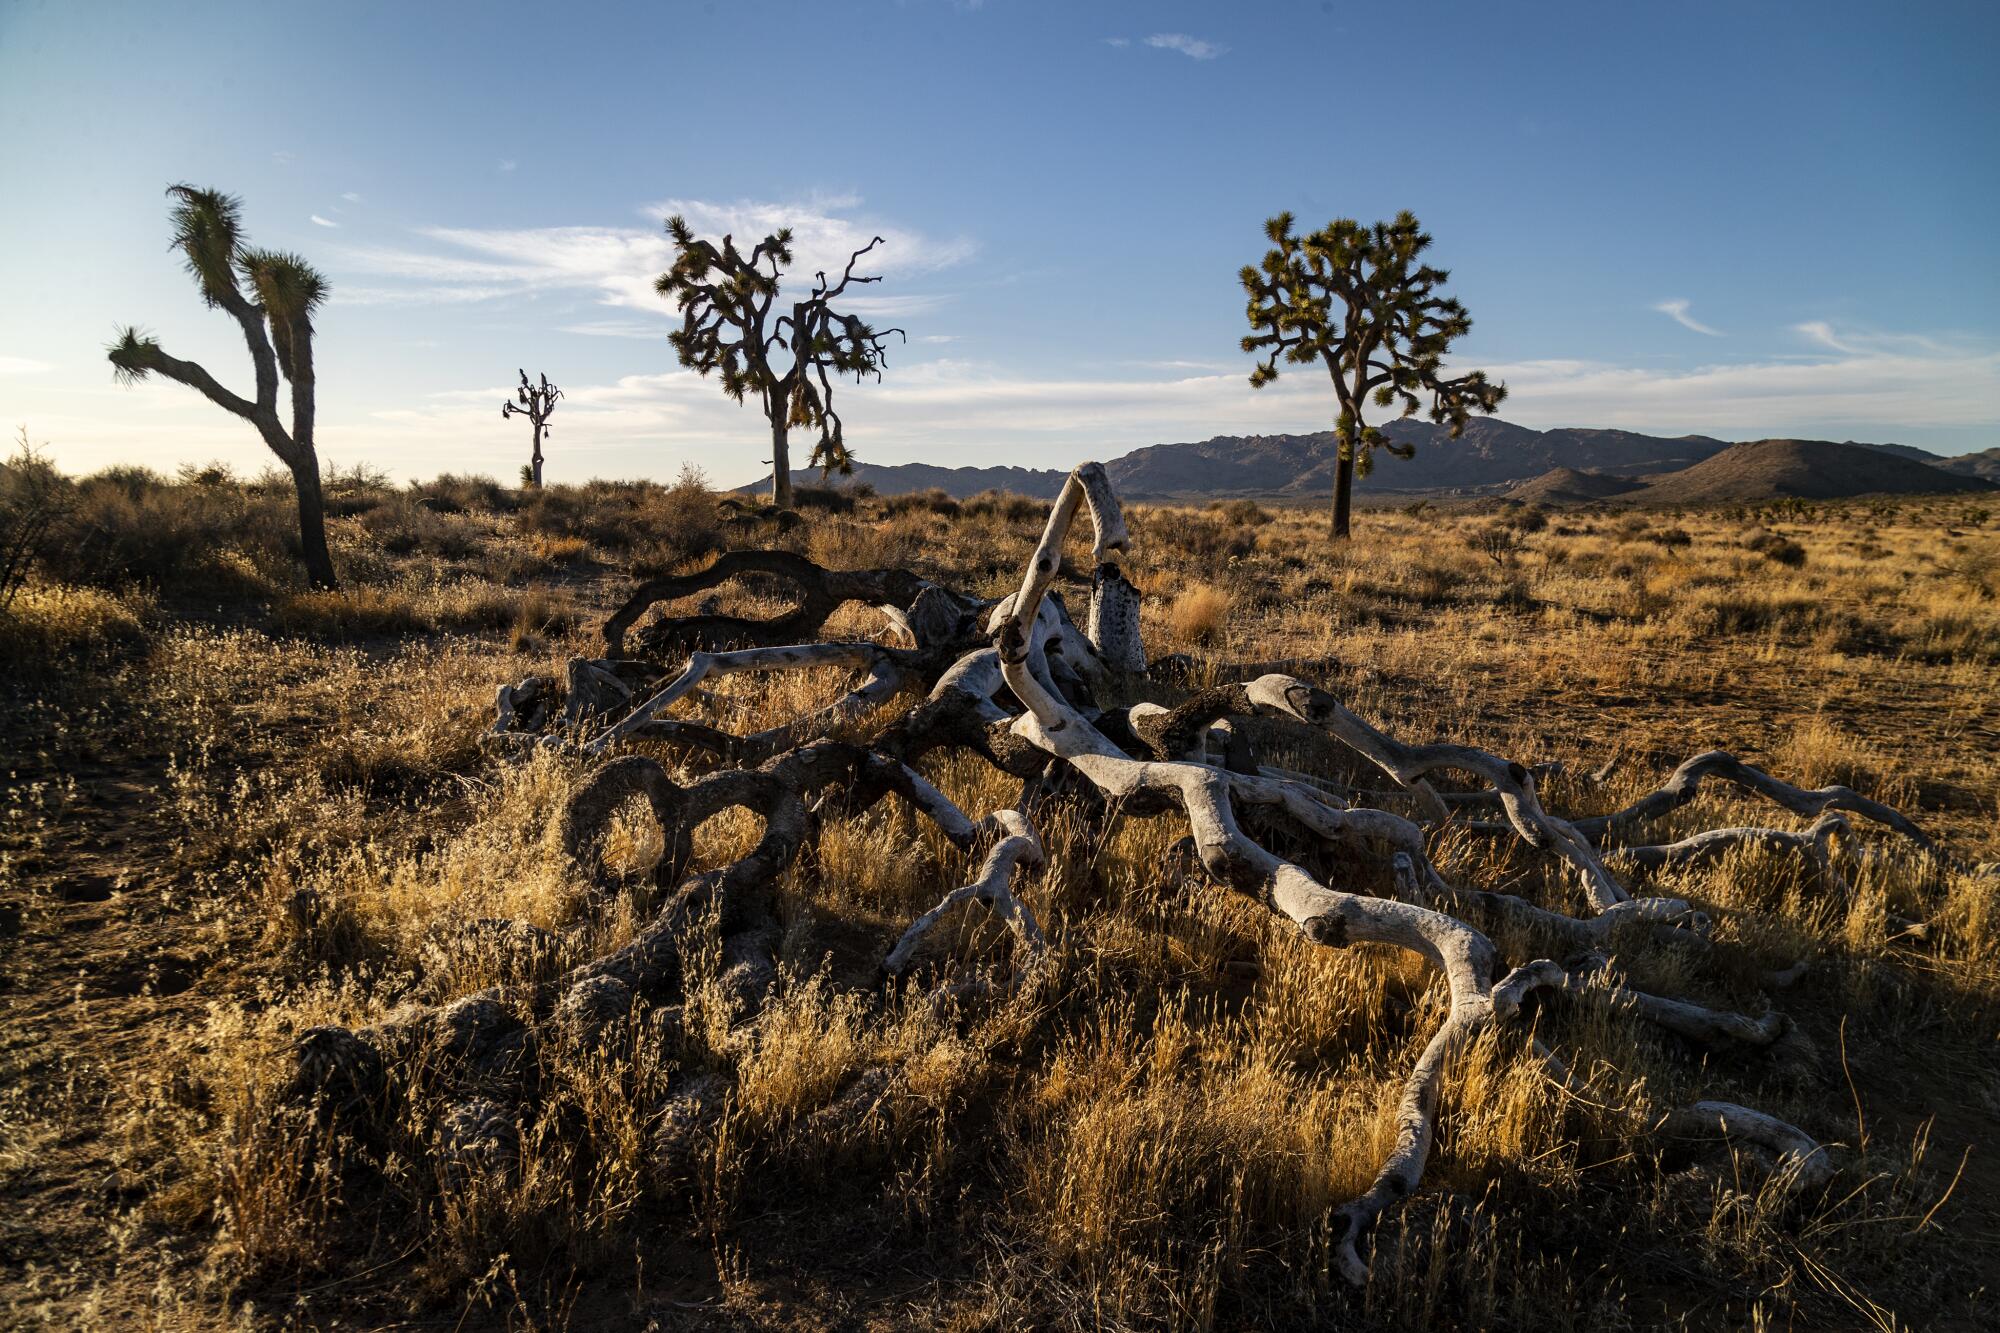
[
  {"x1": 108, "y1": 185, "x2": 339, "y2": 589},
  {"x1": 291, "y1": 463, "x2": 1986, "y2": 1287},
  {"x1": 655, "y1": 215, "x2": 903, "y2": 510},
  {"x1": 501, "y1": 369, "x2": 561, "y2": 487}
]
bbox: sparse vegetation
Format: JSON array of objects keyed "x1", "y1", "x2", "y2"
[{"x1": 3, "y1": 462, "x2": 1996, "y2": 1332}]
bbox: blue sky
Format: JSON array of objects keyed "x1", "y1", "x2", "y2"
[{"x1": 2, "y1": 0, "x2": 1996, "y2": 485}]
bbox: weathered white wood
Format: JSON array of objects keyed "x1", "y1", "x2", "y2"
[{"x1": 884, "y1": 809, "x2": 1047, "y2": 985}]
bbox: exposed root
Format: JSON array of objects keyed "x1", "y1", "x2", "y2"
[
  {"x1": 1578, "y1": 750, "x2": 1935, "y2": 854},
  {"x1": 601, "y1": 549, "x2": 953, "y2": 659},
  {"x1": 883, "y1": 809, "x2": 1047, "y2": 998},
  {"x1": 291, "y1": 458, "x2": 1979, "y2": 1298}
]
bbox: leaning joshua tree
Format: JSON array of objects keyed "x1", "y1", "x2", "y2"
[
  {"x1": 264, "y1": 460, "x2": 1991, "y2": 1296},
  {"x1": 1243, "y1": 211, "x2": 1506, "y2": 539},
  {"x1": 655, "y1": 215, "x2": 903, "y2": 510},
  {"x1": 501, "y1": 369, "x2": 561, "y2": 487},
  {"x1": 108, "y1": 185, "x2": 338, "y2": 589}
]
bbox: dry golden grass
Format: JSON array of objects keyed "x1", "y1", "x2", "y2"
[{"x1": 2, "y1": 475, "x2": 1997, "y2": 1330}]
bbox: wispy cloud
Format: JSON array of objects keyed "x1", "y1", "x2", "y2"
[
  {"x1": 0, "y1": 354, "x2": 53, "y2": 375},
  {"x1": 310, "y1": 214, "x2": 340, "y2": 228},
  {"x1": 341, "y1": 191, "x2": 363, "y2": 204},
  {"x1": 1144, "y1": 33, "x2": 1227, "y2": 60},
  {"x1": 1104, "y1": 36, "x2": 1130, "y2": 48},
  {"x1": 333, "y1": 195, "x2": 975, "y2": 314},
  {"x1": 557, "y1": 319, "x2": 669, "y2": 340},
  {"x1": 1653, "y1": 298, "x2": 1724, "y2": 337},
  {"x1": 498, "y1": 159, "x2": 518, "y2": 173}
]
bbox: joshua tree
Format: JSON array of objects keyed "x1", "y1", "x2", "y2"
[
  {"x1": 502, "y1": 369, "x2": 561, "y2": 487},
  {"x1": 1242, "y1": 211, "x2": 1506, "y2": 539},
  {"x1": 655, "y1": 216, "x2": 903, "y2": 510},
  {"x1": 108, "y1": 185, "x2": 338, "y2": 588}
]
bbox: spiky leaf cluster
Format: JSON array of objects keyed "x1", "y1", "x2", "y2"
[
  {"x1": 1242, "y1": 210, "x2": 1504, "y2": 474},
  {"x1": 655, "y1": 216, "x2": 904, "y2": 476}
]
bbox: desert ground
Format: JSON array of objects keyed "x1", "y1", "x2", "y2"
[{"x1": 2, "y1": 463, "x2": 1997, "y2": 1330}]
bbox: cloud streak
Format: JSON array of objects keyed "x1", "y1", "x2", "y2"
[
  {"x1": 310, "y1": 214, "x2": 339, "y2": 228},
  {"x1": 1653, "y1": 299, "x2": 1723, "y2": 337},
  {"x1": 330, "y1": 195, "x2": 974, "y2": 314},
  {"x1": 1144, "y1": 33, "x2": 1227, "y2": 59}
]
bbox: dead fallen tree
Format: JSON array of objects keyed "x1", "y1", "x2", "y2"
[{"x1": 291, "y1": 461, "x2": 1972, "y2": 1289}]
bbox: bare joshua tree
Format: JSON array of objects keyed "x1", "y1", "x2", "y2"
[
  {"x1": 108, "y1": 185, "x2": 339, "y2": 589},
  {"x1": 655, "y1": 216, "x2": 904, "y2": 510},
  {"x1": 1243, "y1": 211, "x2": 1506, "y2": 539},
  {"x1": 502, "y1": 369, "x2": 561, "y2": 488}
]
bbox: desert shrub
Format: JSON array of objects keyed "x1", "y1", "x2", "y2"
[
  {"x1": 360, "y1": 495, "x2": 483, "y2": 559},
  {"x1": 1405, "y1": 557, "x2": 1462, "y2": 605},
  {"x1": 1166, "y1": 582, "x2": 1232, "y2": 647},
  {"x1": 518, "y1": 466, "x2": 719, "y2": 561},
  {"x1": 411, "y1": 473, "x2": 514, "y2": 515},
  {"x1": 1468, "y1": 521, "x2": 1524, "y2": 566},
  {"x1": 0, "y1": 583, "x2": 147, "y2": 671},
  {"x1": 882, "y1": 487, "x2": 960, "y2": 518},
  {"x1": 1743, "y1": 529, "x2": 1807, "y2": 567},
  {"x1": 962, "y1": 490, "x2": 1046, "y2": 525},
  {"x1": 320, "y1": 461, "x2": 398, "y2": 517},
  {"x1": 174, "y1": 460, "x2": 240, "y2": 488},
  {"x1": 1504, "y1": 504, "x2": 1549, "y2": 534},
  {"x1": 1614, "y1": 514, "x2": 1652, "y2": 541},
  {"x1": 0, "y1": 432, "x2": 76, "y2": 608},
  {"x1": 270, "y1": 586, "x2": 427, "y2": 638},
  {"x1": 790, "y1": 484, "x2": 862, "y2": 514},
  {"x1": 1649, "y1": 526, "x2": 1693, "y2": 550},
  {"x1": 41, "y1": 470, "x2": 295, "y2": 590},
  {"x1": 1208, "y1": 498, "x2": 1273, "y2": 526}
]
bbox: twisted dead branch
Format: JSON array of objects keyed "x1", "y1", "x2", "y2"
[{"x1": 289, "y1": 461, "x2": 1969, "y2": 1292}]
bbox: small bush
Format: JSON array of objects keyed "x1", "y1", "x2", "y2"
[
  {"x1": 882, "y1": 488, "x2": 960, "y2": 518},
  {"x1": 271, "y1": 586, "x2": 426, "y2": 638},
  {"x1": 791, "y1": 484, "x2": 861, "y2": 514},
  {"x1": 43, "y1": 471, "x2": 295, "y2": 590},
  {"x1": 0, "y1": 584, "x2": 146, "y2": 671},
  {"x1": 517, "y1": 466, "x2": 719, "y2": 561},
  {"x1": 412, "y1": 473, "x2": 514, "y2": 515},
  {"x1": 1650, "y1": 526, "x2": 1693, "y2": 550},
  {"x1": 1, "y1": 431, "x2": 76, "y2": 608},
  {"x1": 962, "y1": 490, "x2": 1046, "y2": 525},
  {"x1": 360, "y1": 496, "x2": 482, "y2": 559},
  {"x1": 1166, "y1": 583, "x2": 1232, "y2": 647},
  {"x1": 1208, "y1": 498, "x2": 1272, "y2": 526},
  {"x1": 1743, "y1": 529, "x2": 1807, "y2": 567}
]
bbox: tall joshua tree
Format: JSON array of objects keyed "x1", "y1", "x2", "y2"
[
  {"x1": 656, "y1": 217, "x2": 903, "y2": 510},
  {"x1": 502, "y1": 369, "x2": 561, "y2": 487},
  {"x1": 1242, "y1": 211, "x2": 1505, "y2": 539},
  {"x1": 108, "y1": 185, "x2": 338, "y2": 588}
]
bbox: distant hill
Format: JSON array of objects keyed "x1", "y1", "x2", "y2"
[
  {"x1": 1626, "y1": 439, "x2": 1994, "y2": 504},
  {"x1": 746, "y1": 418, "x2": 1736, "y2": 499},
  {"x1": 1506, "y1": 467, "x2": 1645, "y2": 505},
  {"x1": 1934, "y1": 447, "x2": 2000, "y2": 483},
  {"x1": 742, "y1": 419, "x2": 1993, "y2": 504}
]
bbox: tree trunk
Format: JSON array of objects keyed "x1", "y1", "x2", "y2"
[
  {"x1": 1331, "y1": 444, "x2": 1355, "y2": 541},
  {"x1": 770, "y1": 419, "x2": 794, "y2": 510},
  {"x1": 289, "y1": 458, "x2": 339, "y2": 590},
  {"x1": 530, "y1": 424, "x2": 544, "y2": 488}
]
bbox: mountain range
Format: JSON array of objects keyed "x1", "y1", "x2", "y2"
[{"x1": 745, "y1": 418, "x2": 1996, "y2": 504}]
